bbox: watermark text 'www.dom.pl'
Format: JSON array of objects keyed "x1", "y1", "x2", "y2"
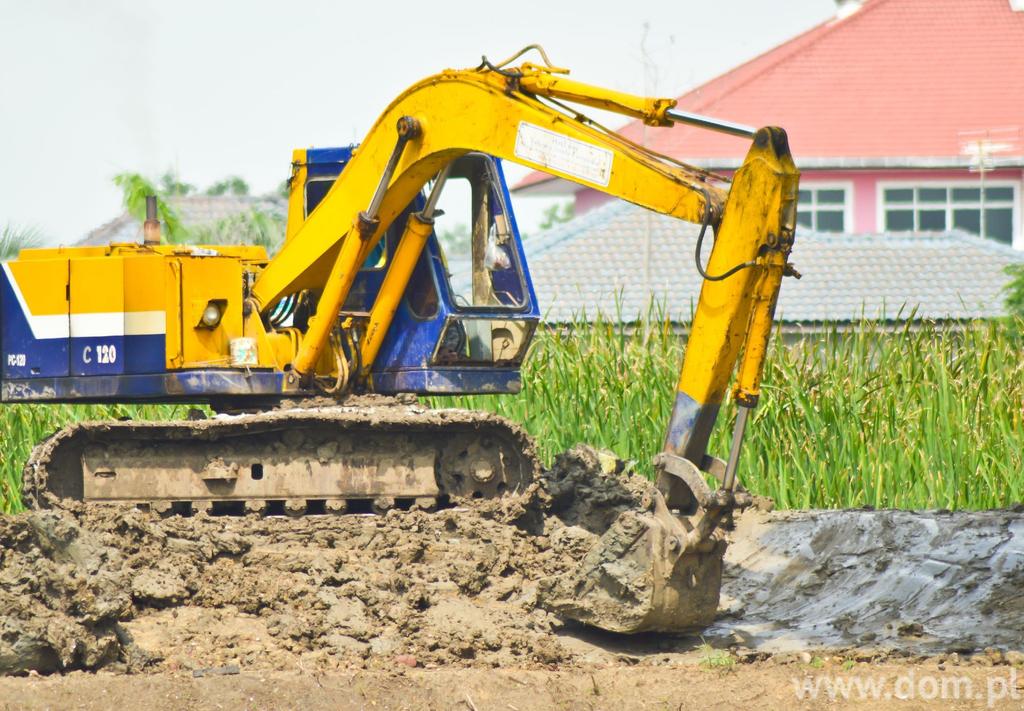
[{"x1": 793, "y1": 669, "x2": 1022, "y2": 707}]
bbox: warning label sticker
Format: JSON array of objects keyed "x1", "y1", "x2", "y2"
[{"x1": 514, "y1": 122, "x2": 614, "y2": 187}]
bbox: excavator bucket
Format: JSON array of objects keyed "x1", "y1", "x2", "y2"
[{"x1": 542, "y1": 486, "x2": 726, "y2": 634}]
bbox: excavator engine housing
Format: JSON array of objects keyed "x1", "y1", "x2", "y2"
[{"x1": 0, "y1": 152, "x2": 539, "y2": 404}]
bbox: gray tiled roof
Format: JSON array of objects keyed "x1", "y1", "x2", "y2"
[
  {"x1": 525, "y1": 200, "x2": 1024, "y2": 323},
  {"x1": 79, "y1": 194, "x2": 286, "y2": 246}
]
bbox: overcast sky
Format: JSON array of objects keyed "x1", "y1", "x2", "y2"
[{"x1": 0, "y1": 0, "x2": 837, "y2": 243}]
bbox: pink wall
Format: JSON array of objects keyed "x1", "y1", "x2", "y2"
[
  {"x1": 573, "y1": 167, "x2": 1023, "y2": 246},
  {"x1": 800, "y1": 168, "x2": 1023, "y2": 233}
]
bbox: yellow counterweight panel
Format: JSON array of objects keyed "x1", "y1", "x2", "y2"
[
  {"x1": 166, "y1": 257, "x2": 246, "y2": 369},
  {"x1": 6, "y1": 258, "x2": 70, "y2": 319},
  {"x1": 122, "y1": 255, "x2": 166, "y2": 314},
  {"x1": 69, "y1": 257, "x2": 124, "y2": 373},
  {"x1": 70, "y1": 258, "x2": 123, "y2": 315},
  {"x1": 14, "y1": 246, "x2": 106, "y2": 261}
]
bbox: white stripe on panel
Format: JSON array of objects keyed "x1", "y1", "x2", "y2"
[
  {"x1": 70, "y1": 311, "x2": 167, "y2": 338},
  {"x1": 70, "y1": 312, "x2": 124, "y2": 337},
  {"x1": 124, "y1": 310, "x2": 166, "y2": 336},
  {"x1": 1, "y1": 263, "x2": 70, "y2": 339}
]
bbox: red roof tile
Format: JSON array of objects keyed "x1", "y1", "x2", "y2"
[{"x1": 516, "y1": 0, "x2": 1024, "y2": 190}]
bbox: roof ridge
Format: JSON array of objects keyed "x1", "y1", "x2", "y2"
[
  {"x1": 683, "y1": 0, "x2": 895, "y2": 114},
  {"x1": 82, "y1": 211, "x2": 134, "y2": 239},
  {"x1": 797, "y1": 229, "x2": 1024, "y2": 254}
]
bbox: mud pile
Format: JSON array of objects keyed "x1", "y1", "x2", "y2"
[
  {"x1": 3, "y1": 446, "x2": 1024, "y2": 676},
  {"x1": 0, "y1": 446, "x2": 640, "y2": 675},
  {"x1": 0, "y1": 511, "x2": 132, "y2": 673}
]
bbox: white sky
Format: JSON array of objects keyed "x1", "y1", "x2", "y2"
[{"x1": 0, "y1": 0, "x2": 836, "y2": 243}]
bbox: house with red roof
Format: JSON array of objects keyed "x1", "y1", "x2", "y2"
[{"x1": 515, "y1": 0, "x2": 1024, "y2": 249}]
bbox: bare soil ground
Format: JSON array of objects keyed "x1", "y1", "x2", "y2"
[
  {"x1": 3, "y1": 445, "x2": 1024, "y2": 709},
  {"x1": 5, "y1": 663, "x2": 1024, "y2": 710}
]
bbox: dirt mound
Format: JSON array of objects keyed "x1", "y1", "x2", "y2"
[
  {"x1": 5, "y1": 446, "x2": 1024, "y2": 676},
  {"x1": 0, "y1": 511, "x2": 131, "y2": 674},
  {"x1": 0, "y1": 446, "x2": 650, "y2": 675}
]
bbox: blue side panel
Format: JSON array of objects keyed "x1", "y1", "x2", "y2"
[
  {"x1": 71, "y1": 336, "x2": 125, "y2": 376},
  {"x1": 307, "y1": 146, "x2": 354, "y2": 177},
  {"x1": 371, "y1": 235, "x2": 448, "y2": 376},
  {"x1": 0, "y1": 267, "x2": 68, "y2": 379},
  {"x1": 57, "y1": 330, "x2": 162, "y2": 377},
  {"x1": 123, "y1": 334, "x2": 166, "y2": 375}
]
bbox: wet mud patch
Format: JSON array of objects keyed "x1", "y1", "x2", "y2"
[{"x1": 711, "y1": 509, "x2": 1024, "y2": 656}]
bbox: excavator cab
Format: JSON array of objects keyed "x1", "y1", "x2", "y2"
[{"x1": 298, "y1": 148, "x2": 540, "y2": 395}]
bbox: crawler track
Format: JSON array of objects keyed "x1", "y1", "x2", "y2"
[{"x1": 22, "y1": 403, "x2": 539, "y2": 515}]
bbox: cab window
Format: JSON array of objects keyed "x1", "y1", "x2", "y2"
[{"x1": 430, "y1": 154, "x2": 525, "y2": 310}]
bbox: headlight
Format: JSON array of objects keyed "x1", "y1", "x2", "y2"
[{"x1": 200, "y1": 301, "x2": 223, "y2": 328}]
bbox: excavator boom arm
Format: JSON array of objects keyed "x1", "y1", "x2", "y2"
[{"x1": 251, "y1": 68, "x2": 725, "y2": 308}]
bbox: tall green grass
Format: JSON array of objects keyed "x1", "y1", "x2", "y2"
[
  {"x1": 0, "y1": 318, "x2": 1020, "y2": 513},
  {"x1": 438, "y1": 316, "x2": 1024, "y2": 511}
]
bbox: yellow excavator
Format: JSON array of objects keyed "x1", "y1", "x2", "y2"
[{"x1": 7, "y1": 47, "x2": 799, "y2": 634}]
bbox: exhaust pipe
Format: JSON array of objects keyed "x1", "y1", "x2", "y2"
[{"x1": 143, "y1": 195, "x2": 162, "y2": 245}]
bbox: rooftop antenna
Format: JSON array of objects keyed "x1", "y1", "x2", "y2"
[{"x1": 958, "y1": 127, "x2": 1021, "y2": 239}]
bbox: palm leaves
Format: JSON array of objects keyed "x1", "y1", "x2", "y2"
[
  {"x1": 112, "y1": 172, "x2": 283, "y2": 252},
  {"x1": 0, "y1": 224, "x2": 44, "y2": 261},
  {"x1": 112, "y1": 172, "x2": 187, "y2": 242}
]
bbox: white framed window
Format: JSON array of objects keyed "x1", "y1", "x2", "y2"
[
  {"x1": 797, "y1": 184, "x2": 851, "y2": 232},
  {"x1": 878, "y1": 181, "x2": 1017, "y2": 245}
]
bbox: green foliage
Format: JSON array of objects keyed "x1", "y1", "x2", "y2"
[
  {"x1": 112, "y1": 172, "x2": 187, "y2": 242},
  {"x1": 0, "y1": 224, "x2": 44, "y2": 261},
  {"x1": 2, "y1": 316, "x2": 1022, "y2": 514},
  {"x1": 205, "y1": 176, "x2": 250, "y2": 197},
  {"x1": 698, "y1": 641, "x2": 735, "y2": 670},
  {"x1": 538, "y1": 201, "x2": 574, "y2": 231},
  {"x1": 159, "y1": 171, "x2": 195, "y2": 196},
  {"x1": 189, "y1": 209, "x2": 286, "y2": 254},
  {"x1": 1004, "y1": 264, "x2": 1024, "y2": 318},
  {"x1": 434, "y1": 313, "x2": 1024, "y2": 511},
  {"x1": 0, "y1": 404, "x2": 188, "y2": 514}
]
